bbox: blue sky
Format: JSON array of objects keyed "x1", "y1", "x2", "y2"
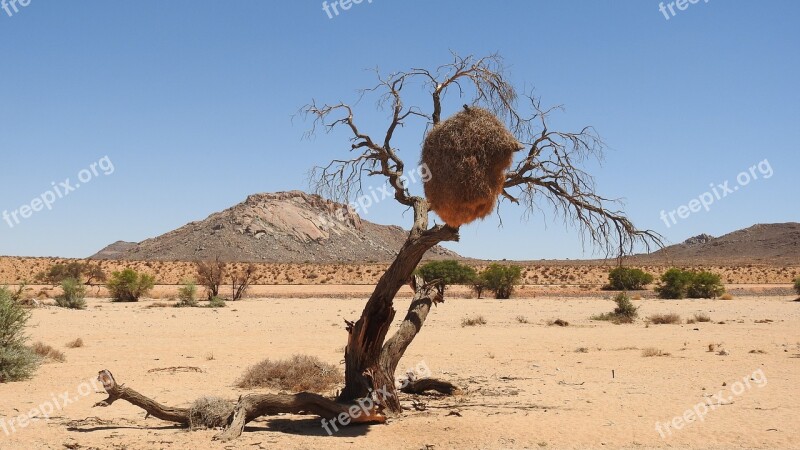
[{"x1": 0, "y1": 0, "x2": 797, "y2": 260}]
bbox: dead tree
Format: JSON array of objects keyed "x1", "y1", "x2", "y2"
[
  {"x1": 195, "y1": 256, "x2": 226, "y2": 300},
  {"x1": 230, "y1": 263, "x2": 255, "y2": 301},
  {"x1": 93, "y1": 53, "x2": 661, "y2": 440}
]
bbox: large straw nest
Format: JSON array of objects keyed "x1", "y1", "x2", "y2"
[{"x1": 421, "y1": 106, "x2": 521, "y2": 227}]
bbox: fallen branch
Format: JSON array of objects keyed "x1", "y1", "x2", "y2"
[
  {"x1": 92, "y1": 370, "x2": 385, "y2": 441},
  {"x1": 401, "y1": 378, "x2": 461, "y2": 395}
]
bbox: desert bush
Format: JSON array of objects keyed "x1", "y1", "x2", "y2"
[
  {"x1": 648, "y1": 313, "x2": 682, "y2": 325},
  {"x1": 687, "y1": 271, "x2": 725, "y2": 299},
  {"x1": 55, "y1": 277, "x2": 87, "y2": 310},
  {"x1": 207, "y1": 296, "x2": 226, "y2": 308},
  {"x1": 590, "y1": 292, "x2": 638, "y2": 324},
  {"x1": 515, "y1": 315, "x2": 529, "y2": 324},
  {"x1": 31, "y1": 342, "x2": 66, "y2": 363},
  {"x1": 236, "y1": 354, "x2": 341, "y2": 393},
  {"x1": 36, "y1": 262, "x2": 105, "y2": 286},
  {"x1": 107, "y1": 269, "x2": 155, "y2": 302},
  {"x1": 655, "y1": 268, "x2": 694, "y2": 299},
  {"x1": 656, "y1": 268, "x2": 725, "y2": 299},
  {"x1": 479, "y1": 264, "x2": 522, "y2": 299},
  {"x1": 720, "y1": 293, "x2": 734, "y2": 300},
  {"x1": 461, "y1": 315, "x2": 487, "y2": 327},
  {"x1": 0, "y1": 287, "x2": 39, "y2": 382},
  {"x1": 416, "y1": 260, "x2": 477, "y2": 286},
  {"x1": 65, "y1": 338, "x2": 84, "y2": 348},
  {"x1": 692, "y1": 313, "x2": 712, "y2": 323},
  {"x1": 794, "y1": 276, "x2": 800, "y2": 296},
  {"x1": 642, "y1": 347, "x2": 670, "y2": 357},
  {"x1": 605, "y1": 267, "x2": 654, "y2": 290},
  {"x1": 195, "y1": 257, "x2": 226, "y2": 300},
  {"x1": 230, "y1": 264, "x2": 255, "y2": 301},
  {"x1": 176, "y1": 281, "x2": 198, "y2": 307},
  {"x1": 547, "y1": 319, "x2": 569, "y2": 327}
]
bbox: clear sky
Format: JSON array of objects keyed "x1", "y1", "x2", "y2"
[{"x1": 1, "y1": 0, "x2": 798, "y2": 260}]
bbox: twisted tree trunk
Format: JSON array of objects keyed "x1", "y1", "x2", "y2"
[{"x1": 338, "y1": 200, "x2": 459, "y2": 412}]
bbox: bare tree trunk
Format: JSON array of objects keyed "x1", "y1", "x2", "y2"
[{"x1": 338, "y1": 200, "x2": 459, "y2": 413}]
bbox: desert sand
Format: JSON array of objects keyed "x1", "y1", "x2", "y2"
[{"x1": 1, "y1": 293, "x2": 798, "y2": 450}]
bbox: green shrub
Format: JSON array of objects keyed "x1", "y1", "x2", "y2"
[
  {"x1": 0, "y1": 287, "x2": 39, "y2": 382},
  {"x1": 590, "y1": 292, "x2": 638, "y2": 324},
  {"x1": 176, "y1": 281, "x2": 198, "y2": 307},
  {"x1": 416, "y1": 260, "x2": 477, "y2": 286},
  {"x1": 207, "y1": 296, "x2": 226, "y2": 308},
  {"x1": 687, "y1": 271, "x2": 725, "y2": 299},
  {"x1": 655, "y1": 268, "x2": 696, "y2": 299},
  {"x1": 605, "y1": 267, "x2": 654, "y2": 290},
  {"x1": 479, "y1": 264, "x2": 522, "y2": 299},
  {"x1": 107, "y1": 269, "x2": 155, "y2": 302},
  {"x1": 55, "y1": 278, "x2": 87, "y2": 310},
  {"x1": 655, "y1": 268, "x2": 725, "y2": 299},
  {"x1": 794, "y1": 277, "x2": 800, "y2": 296}
]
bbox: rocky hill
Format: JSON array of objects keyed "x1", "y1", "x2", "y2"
[
  {"x1": 91, "y1": 191, "x2": 461, "y2": 263},
  {"x1": 636, "y1": 223, "x2": 800, "y2": 265}
]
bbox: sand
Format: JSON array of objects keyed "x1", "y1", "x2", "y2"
[{"x1": 1, "y1": 293, "x2": 798, "y2": 450}]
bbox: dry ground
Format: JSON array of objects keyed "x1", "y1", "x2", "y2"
[{"x1": 1, "y1": 293, "x2": 799, "y2": 450}]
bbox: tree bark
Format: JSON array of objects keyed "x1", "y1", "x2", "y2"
[{"x1": 338, "y1": 199, "x2": 459, "y2": 412}]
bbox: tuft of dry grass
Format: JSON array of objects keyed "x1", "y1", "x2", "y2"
[
  {"x1": 188, "y1": 396, "x2": 233, "y2": 429},
  {"x1": 461, "y1": 315, "x2": 487, "y2": 327},
  {"x1": 515, "y1": 315, "x2": 529, "y2": 324},
  {"x1": 720, "y1": 293, "x2": 734, "y2": 300},
  {"x1": 693, "y1": 313, "x2": 712, "y2": 323},
  {"x1": 236, "y1": 355, "x2": 341, "y2": 393},
  {"x1": 575, "y1": 347, "x2": 589, "y2": 353},
  {"x1": 146, "y1": 301, "x2": 173, "y2": 308},
  {"x1": 65, "y1": 338, "x2": 84, "y2": 348},
  {"x1": 648, "y1": 313, "x2": 682, "y2": 325},
  {"x1": 642, "y1": 347, "x2": 670, "y2": 357},
  {"x1": 31, "y1": 342, "x2": 66, "y2": 363},
  {"x1": 547, "y1": 319, "x2": 569, "y2": 327}
]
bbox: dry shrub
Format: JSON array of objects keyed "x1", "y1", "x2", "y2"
[
  {"x1": 188, "y1": 396, "x2": 233, "y2": 429},
  {"x1": 693, "y1": 313, "x2": 712, "y2": 323},
  {"x1": 720, "y1": 293, "x2": 734, "y2": 300},
  {"x1": 547, "y1": 318, "x2": 570, "y2": 327},
  {"x1": 421, "y1": 106, "x2": 521, "y2": 227},
  {"x1": 648, "y1": 313, "x2": 681, "y2": 325},
  {"x1": 236, "y1": 354, "x2": 341, "y2": 393},
  {"x1": 65, "y1": 338, "x2": 84, "y2": 348},
  {"x1": 31, "y1": 342, "x2": 66, "y2": 363},
  {"x1": 642, "y1": 347, "x2": 670, "y2": 357},
  {"x1": 461, "y1": 315, "x2": 487, "y2": 327}
]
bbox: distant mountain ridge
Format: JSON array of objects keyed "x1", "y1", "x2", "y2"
[
  {"x1": 90, "y1": 191, "x2": 461, "y2": 263},
  {"x1": 635, "y1": 223, "x2": 800, "y2": 265}
]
